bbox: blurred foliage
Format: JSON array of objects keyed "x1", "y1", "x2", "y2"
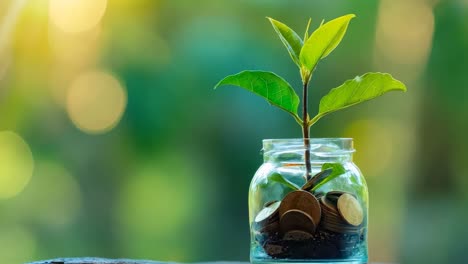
[{"x1": 0, "y1": 0, "x2": 467, "y2": 264}]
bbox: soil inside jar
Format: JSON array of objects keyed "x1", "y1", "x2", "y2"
[
  {"x1": 254, "y1": 191, "x2": 366, "y2": 260},
  {"x1": 258, "y1": 228, "x2": 365, "y2": 259}
]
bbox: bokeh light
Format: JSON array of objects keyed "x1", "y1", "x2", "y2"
[
  {"x1": 0, "y1": 0, "x2": 27, "y2": 49},
  {"x1": 0, "y1": 48, "x2": 10, "y2": 79},
  {"x1": 1, "y1": 0, "x2": 467, "y2": 263},
  {"x1": 0, "y1": 131, "x2": 34, "y2": 199},
  {"x1": 115, "y1": 153, "x2": 212, "y2": 261},
  {"x1": 49, "y1": 0, "x2": 107, "y2": 34},
  {"x1": 49, "y1": 25, "x2": 101, "y2": 67},
  {"x1": 344, "y1": 119, "x2": 413, "y2": 263},
  {"x1": 49, "y1": 26, "x2": 102, "y2": 106},
  {"x1": 344, "y1": 120, "x2": 394, "y2": 177},
  {"x1": 0, "y1": 225, "x2": 36, "y2": 264},
  {"x1": 343, "y1": 119, "x2": 413, "y2": 178},
  {"x1": 374, "y1": 0, "x2": 435, "y2": 66},
  {"x1": 66, "y1": 70, "x2": 127, "y2": 134},
  {"x1": 12, "y1": 161, "x2": 82, "y2": 228}
]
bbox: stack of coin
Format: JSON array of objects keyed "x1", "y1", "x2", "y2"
[
  {"x1": 320, "y1": 192, "x2": 364, "y2": 234},
  {"x1": 253, "y1": 201, "x2": 283, "y2": 256},
  {"x1": 254, "y1": 200, "x2": 281, "y2": 236},
  {"x1": 254, "y1": 190, "x2": 366, "y2": 259},
  {"x1": 278, "y1": 190, "x2": 321, "y2": 237}
]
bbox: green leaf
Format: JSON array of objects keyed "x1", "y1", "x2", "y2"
[
  {"x1": 311, "y1": 163, "x2": 346, "y2": 192},
  {"x1": 309, "y1": 72, "x2": 407, "y2": 126},
  {"x1": 303, "y1": 18, "x2": 312, "y2": 41},
  {"x1": 267, "y1": 17, "x2": 304, "y2": 66},
  {"x1": 270, "y1": 173, "x2": 300, "y2": 190},
  {"x1": 215, "y1": 71, "x2": 301, "y2": 122},
  {"x1": 300, "y1": 14, "x2": 356, "y2": 72}
]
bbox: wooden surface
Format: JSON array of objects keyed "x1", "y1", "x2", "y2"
[
  {"x1": 27, "y1": 258, "x2": 384, "y2": 264},
  {"x1": 27, "y1": 258, "x2": 245, "y2": 264},
  {"x1": 27, "y1": 258, "x2": 170, "y2": 264}
]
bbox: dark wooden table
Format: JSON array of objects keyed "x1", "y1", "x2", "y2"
[
  {"x1": 27, "y1": 258, "x2": 245, "y2": 264},
  {"x1": 27, "y1": 258, "x2": 385, "y2": 264}
]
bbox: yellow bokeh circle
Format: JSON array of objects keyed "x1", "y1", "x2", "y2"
[
  {"x1": 49, "y1": 0, "x2": 107, "y2": 33},
  {"x1": 344, "y1": 120, "x2": 394, "y2": 177},
  {"x1": 0, "y1": 131, "x2": 34, "y2": 199},
  {"x1": 66, "y1": 71, "x2": 127, "y2": 134},
  {"x1": 375, "y1": 0, "x2": 435, "y2": 65}
]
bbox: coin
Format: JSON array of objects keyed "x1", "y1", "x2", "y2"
[
  {"x1": 320, "y1": 193, "x2": 364, "y2": 234},
  {"x1": 320, "y1": 195, "x2": 339, "y2": 215},
  {"x1": 264, "y1": 200, "x2": 279, "y2": 207},
  {"x1": 259, "y1": 220, "x2": 280, "y2": 235},
  {"x1": 327, "y1": 191, "x2": 347, "y2": 196},
  {"x1": 283, "y1": 230, "x2": 313, "y2": 241},
  {"x1": 301, "y1": 169, "x2": 332, "y2": 191},
  {"x1": 255, "y1": 201, "x2": 281, "y2": 225},
  {"x1": 315, "y1": 192, "x2": 325, "y2": 199},
  {"x1": 327, "y1": 191, "x2": 357, "y2": 202},
  {"x1": 322, "y1": 214, "x2": 343, "y2": 224},
  {"x1": 280, "y1": 209, "x2": 316, "y2": 234},
  {"x1": 322, "y1": 224, "x2": 361, "y2": 234},
  {"x1": 325, "y1": 191, "x2": 344, "y2": 202},
  {"x1": 337, "y1": 193, "x2": 363, "y2": 226},
  {"x1": 279, "y1": 190, "x2": 321, "y2": 226}
]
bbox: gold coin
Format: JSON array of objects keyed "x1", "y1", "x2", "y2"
[
  {"x1": 325, "y1": 191, "x2": 345, "y2": 203},
  {"x1": 264, "y1": 200, "x2": 279, "y2": 207},
  {"x1": 301, "y1": 169, "x2": 332, "y2": 191},
  {"x1": 337, "y1": 193, "x2": 364, "y2": 226},
  {"x1": 327, "y1": 191, "x2": 347, "y2": 197},
  {"x1": 320, "y1": 195, "x2": 339, "y2": 214},
  {"x1": 323, "y1": 224, "x2": 360, "y2": 234},
  {"x1": 279, "y1": 190, "x2": 321, "y2": 225},
  {"x1": 255, "y1": 201, "x2": 281, "y2": 225},
  {"x1": 280, "y1": 209, "x2": 316, "y2": 234},
  {"x1": 321, "y1": 217, "x2": 360, "y2": 233},
  {"x1": 259, "y1": 220, "x2": 280, "y2": 235}
]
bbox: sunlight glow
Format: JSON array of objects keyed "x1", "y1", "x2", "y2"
[
  {"x1": 375, "y1": 0, "x2": 435, "y2": 66},
  {"x1": 49, "y1": 25, "x2": 101, "y2": 66},
  {"x1": 344, "y1": 120, "x2": 394, "y2": 177},
  {"x1": 66, "y1": 71, "x2": 127, "y2": 134},
  {"x1": 49, "y1": 0, "x2": 107, "y2": 33},
  {"x1": 49, "y1": 26, "x2": 102, "y2": 106},
  {"x1": 0, "y1": 131, "x2": 34, "y2": 199},
  {"x1": 0, "y1": 0, "x2": 27, "y2": 50}
]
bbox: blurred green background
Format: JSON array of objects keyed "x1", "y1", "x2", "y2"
[{"x1": 0, "y1": 0, "x2": 467, "y2": 263}]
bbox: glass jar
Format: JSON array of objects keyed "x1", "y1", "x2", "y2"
[{"x1": 249, "y1": 138, "x2": 368, "y2": 264}]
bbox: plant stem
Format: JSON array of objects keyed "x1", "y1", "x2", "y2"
[{"x1": 302, "y1": 79, "x2": 312, "y2": 181}]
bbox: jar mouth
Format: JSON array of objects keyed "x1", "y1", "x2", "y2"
[{"x1": 262, "y1": 138, "x2": 355, "y2": 154}]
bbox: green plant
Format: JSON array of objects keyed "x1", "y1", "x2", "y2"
[{"x1": 215, "y1": 14, "x2": 406, "y2": 182}]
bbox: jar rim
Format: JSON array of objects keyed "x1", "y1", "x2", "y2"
[
  {"x1": 262, "y1": 138, "x2": 355, "y2": 154},
  {"x1": 263, "y1": 138, "x2": 353, "y2": 142}
]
